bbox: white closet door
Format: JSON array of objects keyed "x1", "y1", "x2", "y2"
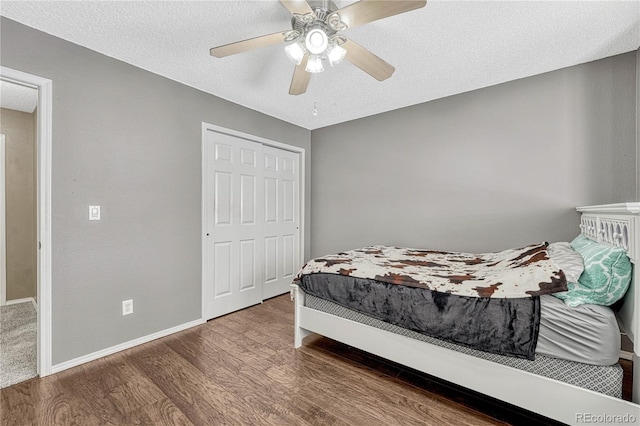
[
  {"x1": 262, "y1": 145, "x2": 300, "y2": 299},
  {"x1": 204, "y1": 131, "x2": 263, "y2": 320}
]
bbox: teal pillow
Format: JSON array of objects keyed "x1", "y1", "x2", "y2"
[{"x1": 553, "y1": 235, "x2": 632, "y2": 307}]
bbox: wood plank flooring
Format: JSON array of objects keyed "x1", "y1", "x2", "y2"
[
  {"x1": 1, "y1": 294, "x2": 616, "y2": 425},
  {"x1": 620, "y1": 358, "x2": 633, "y2": 402}
]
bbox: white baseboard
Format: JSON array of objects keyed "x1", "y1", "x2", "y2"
[
  {"x1": 4, "y1": 297, "x2": 37, "y2": 311},
  {"x1": 51, "y1": 318, "x2": 205, "y2": 374}
]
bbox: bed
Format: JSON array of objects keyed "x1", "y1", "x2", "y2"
[{"x1": 291, "y1": 203, "x2": 640, "y2": 424}]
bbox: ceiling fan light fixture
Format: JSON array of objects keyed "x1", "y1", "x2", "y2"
[
  {"x1": 305, "y1": 55, "x2": 324, "y2": 73},
  {"x1": 305, "y1": 27, "x2": 328, "y2": 55},
  {"x1": 210, "y1": 0, "x2": 428, "y2": 96},
  {"x1": 327, "y1": 43, "x2": 346, "y2": 67},
  {"x1": 284, "y1": 40, "x2": 305, "y2": 65}
]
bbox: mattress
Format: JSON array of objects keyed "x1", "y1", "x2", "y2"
[
  {"x1": 304, "y1": 293, "x2": 623, "y2": 398},
  {"x1": 537, "y1": 294, "x2": 620, "y2": 365},
  {"x1": 298, "y1": 273, "x2": 620, "y2": 366}
]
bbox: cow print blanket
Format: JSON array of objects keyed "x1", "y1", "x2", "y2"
[
  {"x1": 294, "y1": 243, "x2": 567, "y2": 359},
  {"x1": 295, "y1": 243, "x2": 567, "y2": 298}
]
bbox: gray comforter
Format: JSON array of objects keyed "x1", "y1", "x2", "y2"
[{"x1": 298, "y1": 273, "x2": 541, "y2": 359}]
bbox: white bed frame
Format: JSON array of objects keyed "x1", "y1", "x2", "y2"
[{"x1": 292, "y1": 203, "x2": 640, "y2": 425}]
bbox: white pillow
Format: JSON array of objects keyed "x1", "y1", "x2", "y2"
[{"x1": 548, "y1": 242, "x2": 584, "y2": 283}]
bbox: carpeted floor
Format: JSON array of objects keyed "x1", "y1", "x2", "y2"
[{"x1": 0, "y1": 302, "x2": 37, "y2": 389}]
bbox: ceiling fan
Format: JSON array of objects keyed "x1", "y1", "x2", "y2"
[{"x1": 210, "y1": 0, "x2": 427, "y2": 95}]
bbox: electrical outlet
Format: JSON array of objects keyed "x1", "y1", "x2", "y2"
[{"x1": 122, "y1": 299, "x2": 133, "y2": 316}]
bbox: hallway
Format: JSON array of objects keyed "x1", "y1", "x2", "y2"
[{"x1": 0, "y1": 301, "x2": 37, "y2": 388}]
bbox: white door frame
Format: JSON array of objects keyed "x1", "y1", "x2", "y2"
[
  {"x1": 1, "y1": 66, "x2": 53, "y2": 377},
  {"x1": 0, "y1": 134, "x2": 5, "y2": 306},
  {"x1": 201, "y1": 122, "x2": 305, "y2": 320}
]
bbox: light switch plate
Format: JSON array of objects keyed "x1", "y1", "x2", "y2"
[{"x1": 89, "y1": 205, "x2": 100, "y2": 221}]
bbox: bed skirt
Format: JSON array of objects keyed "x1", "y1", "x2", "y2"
[{"x1": 304, "y1": 293, "x2": 623, "y2": 398}]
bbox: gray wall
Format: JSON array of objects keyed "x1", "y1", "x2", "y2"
[
  {"x1": 0, "y1": 17, "x2": 311, "y2": 365},
  {"x1": 311, "y1": 52, "x2": 637, "y2": 257},
  {"x1": 1, "y1": 107, "x2": 37, "y2": 301},
  {"x1": 1, "y1": 15, "x2": 637, "y2": 366}
]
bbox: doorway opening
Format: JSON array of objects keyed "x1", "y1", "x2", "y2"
[{"x1": 0, "y1": 66, "x2": 52, "y2": 382}]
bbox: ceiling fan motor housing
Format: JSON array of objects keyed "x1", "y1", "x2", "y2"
[{"x1": 290, "y1": 7, "x2": 341, "y2": 58}]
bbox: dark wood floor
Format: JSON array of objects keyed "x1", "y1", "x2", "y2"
[{"x1": 1, "y1": 294, "x2": 626, "y2": 425}]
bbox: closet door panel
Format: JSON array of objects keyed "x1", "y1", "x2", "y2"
[
  {"x1": 262, "y1": 145, "x2": 300, "y2": 299},
  {"x1": 203, "y1": 128, "x2": 302, "y2": 317},
  {"x1": 204, "y1": 131, "x2": 263, "y2": 320}
]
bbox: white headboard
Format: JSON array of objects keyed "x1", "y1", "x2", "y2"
[{"x1": 576, "y1": 203, "x2": 640, "y2": 356}]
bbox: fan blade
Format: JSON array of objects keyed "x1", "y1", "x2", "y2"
[
  {"x1": 210, "y1": 31, "x2": 288, "y2": 58},
  {"x1": 343, "y1": 39, "x2": 395, "y2": 81},
  {"x1": 280, "y1": 0, "x2": 315, "y2": 16},
  {"x1": 331, "y1": 0, "x2": 426, "y2": 30},
  {"x1": 289, "y1": 56, "x2": 311, "y2": 95},
  {"x1": 327, "y1": 1, "x2": 340, "y2": 11}
]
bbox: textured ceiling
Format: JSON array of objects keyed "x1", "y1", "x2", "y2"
[
  {"x1": 1, "y1": 1, "x2": 638, "y2": 130},
  {"x1": 0, "y1": 80, "x2": 38, "y2": 113}
]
